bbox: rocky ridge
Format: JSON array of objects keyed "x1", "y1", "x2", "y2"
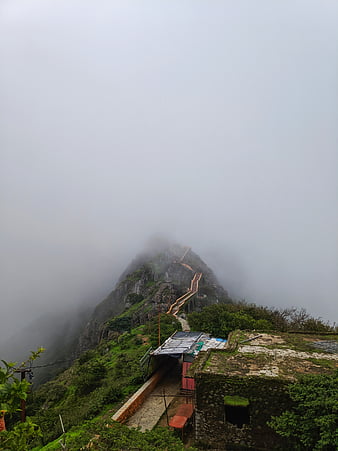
[{"x1": 78, "y1": 244, "x2": 229, "y2": 353}]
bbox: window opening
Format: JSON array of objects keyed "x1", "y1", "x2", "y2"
[{"x1": 224, "y1": 395, "x2": 250, "y2": 428}]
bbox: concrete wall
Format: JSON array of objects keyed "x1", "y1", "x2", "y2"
[{"x1": 112, "y1": 366, "x2": 167, "y2": 424}]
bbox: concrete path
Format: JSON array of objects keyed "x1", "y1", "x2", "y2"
[
  {"x1": 126, "y1": 367, "x2": 181, "y2": 431},
  {"x1": 177, "y1": 316, "x2": 190, "y2": 332}
]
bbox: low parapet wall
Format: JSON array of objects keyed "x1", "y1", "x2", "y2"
[{"x1": 112, "y1": 365, "x2": 167, "y2": 424}]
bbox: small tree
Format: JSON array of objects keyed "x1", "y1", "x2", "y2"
[
  {"x1": 0, "y1": 348, "x2": 44, "y2": 451},
  {"x1": 269, "y1": 370, "x2": 338, "y2": 450}
]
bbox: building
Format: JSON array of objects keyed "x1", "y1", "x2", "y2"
[
  {"x1": 189, "y1": 331, "x2": 338, "y2": 450},
  {"x1": 151, "y1": 331, "x2": 227, "y2": 434},
  {"x1": 151, "y1": 330, "x2": 227, "y2": 391}
]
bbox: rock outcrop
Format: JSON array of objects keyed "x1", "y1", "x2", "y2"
[
  {"x1": 78, "y1": 244, "x2": 229, "y2": 352},
  {"x1": 20, "y1": 243, "x2": 230, "y2": 385}
]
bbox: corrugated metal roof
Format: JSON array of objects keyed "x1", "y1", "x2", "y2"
[
  {"x1": 151, "y1": 331, "x2": 227, "y2": 357},
  {"x1": 151, "y1": 331, "x2": 204, "y2": 356}
]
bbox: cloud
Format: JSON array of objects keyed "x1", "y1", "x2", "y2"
[{"x1": 1, "y1": 0, "x2": 337, "y2": 343}]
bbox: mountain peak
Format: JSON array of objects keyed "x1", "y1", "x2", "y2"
[{"x1": 78, "y1": 244, "x2": 229, "y2": 352}]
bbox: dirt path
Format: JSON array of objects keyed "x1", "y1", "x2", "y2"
[{"x1": 126, "y1": 366, "x2": 181, "y2": 431}]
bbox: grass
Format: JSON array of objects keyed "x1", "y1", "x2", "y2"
[
  {"x1": 119, "y1": 298, "x2": 147, "y2": 318},
  {"x1": 306, "y1": 358, "x2": 336, "y2": 369},
  {"x1": 29, "y1": 317, "x2": 152, "y2": 446},
  {"x1": 224, "y1": 395, "x2": 249, "y2": 407}
]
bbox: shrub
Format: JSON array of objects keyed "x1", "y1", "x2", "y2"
[
  {"x1": 187, "y1": 303, "x2": 334, "y2": 338},
  {"x1": 74, "y1": 361, "x2": 106, "y2": 395},
  {"x1": 269, "y1": 370, "x2": 338, "y2": 450},
  {"x1": 30, "y1": 382, "x2": 67, "y2": 409},
  {"x1": 78, "y1": 350, "x2": 96, "y2": 365},
  {"x1": 76, "y1": 419, "x2": 195, "y2": 450},
  {"x1": 108, "y1": 316, "x2": 132, "y2": 333}
]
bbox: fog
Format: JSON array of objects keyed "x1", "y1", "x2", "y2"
[{"x1": 1, "y1": 0, "x2": 338, "y2": 347}]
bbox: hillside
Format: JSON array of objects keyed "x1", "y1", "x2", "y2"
[
  {"x1": 78, "y1": 244, "x2": 229, "y2": 353},
  {"x1": 20, "y1": 244, "x2": 230, "y2": 447},
  {"x1": 1, "y1": 244, "x2": 337, "y2": 450},
  {"x1": 17, "y1": 244, "x2": 229, "y2": 386}
]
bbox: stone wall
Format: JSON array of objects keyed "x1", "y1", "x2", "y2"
[{"x1": 195, "y1": 372, "x2": 291, "y2": 450}]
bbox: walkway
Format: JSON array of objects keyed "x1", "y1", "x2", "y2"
[
  {"x1": 126, "y1": 365, "x2": 181, "y2": 431},
  {"x1": 167, "y1": 272, "x2": 202, "y2": 317},
  {"x1": 177, "y1": 316, "x2": 190, "y2": 332},
  {"x1": 168, "y1": 249, "x2": 203, "y2": 332},
  {"x1": 112, "y1": 247, "x2": 202, "y2": 430}
]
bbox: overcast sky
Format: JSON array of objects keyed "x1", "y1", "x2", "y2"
[{"x1": 1, "y1": 0, "x2": 338, "y2": 341}]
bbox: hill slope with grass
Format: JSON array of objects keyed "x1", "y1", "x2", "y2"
[
  {"x1": 3, "y1": 244, "x2": 337, "y2": 450},
  {"x1": 24, "y1": 244, "x2": 229, "y2": 448},
  {"x1": 28, "y1": 244, "x2": 229, "y2": 386}
]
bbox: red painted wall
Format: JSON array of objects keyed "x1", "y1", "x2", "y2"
[{"x1": 182, "y1": 362, "x2": 195, "y2": 390}]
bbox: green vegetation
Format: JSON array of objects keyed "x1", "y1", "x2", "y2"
[
  {"x1": 1, "y1": 418, "x2": 42, "y2": 451},
  {"x1": 269, "y1": 370, "x2": 338, "y2": 450},
  {"x1": 125, "y1": 264, "x2": 154, "y2": 283},
  {"x1": 127, "y1": 292, "x2": 144, "y2": 304},
  {"x1": 0, "y1": 349, "x2": 44, "y2": 451},
  {"x1": 35, "y1": 419, "x2": 195, "y2": 450},
  {"x1": 27, "y1": 303, "x2": 180, "y2": 447},
  {"x1": 224, "y1": 395, "x2": 249, "y2": 407},
  {"x1": 6, "y1": 248, "x2": 336, "y2": 450},
  {"x1": 144, "y1": 313, "x2": 181, "y2": 347},
  {"x1": 73, "y1": 360, "x2": 107, "y2": 395},
  {"x1": 106, "y1": 297, "x2": 146, "y2": 333},
  {"x1": 306, "y1": 358, "x2": 336, "y2": 370},
  {"x1": 188, "y1": 302, "x2": 335, "y2": 338},
  {"x1": 28, "y1": 328, "x2": 148, "y2": 445}
]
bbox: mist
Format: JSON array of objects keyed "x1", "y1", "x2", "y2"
[{"x1": 1, "y1": 0, "x2": 337, "y2": 349}]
